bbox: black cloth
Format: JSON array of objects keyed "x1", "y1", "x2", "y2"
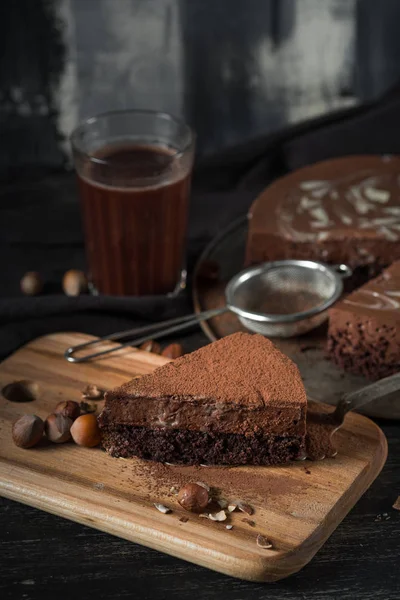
[{"x1": 1, "y1": 83, "x2": 400, "y2": 359}]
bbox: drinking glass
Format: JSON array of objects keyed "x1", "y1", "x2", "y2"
[{"x1": 71, "y1": 110, "x2": 195, "y2": 296}]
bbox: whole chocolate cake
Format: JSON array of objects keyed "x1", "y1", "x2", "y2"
[
  {"x1": 99, "y1": 332, "x2": 307, "y2": 465},
  {"x1": 246, "y1": 155, "x2": 400, "y2": 282},
  {"x1": 327, "y1": 261, "x2": 400, "y2": 380}
]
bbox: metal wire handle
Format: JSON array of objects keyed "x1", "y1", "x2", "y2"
[
  {"x1": 64, "y1": 261, "x2": 353, "y2": 363},
  {"x1": 333, "y1": 371, "x2": 400, "y2": 423},
  {"x1": 64, "y1": 307, "x2": 227, "y2": 363}
]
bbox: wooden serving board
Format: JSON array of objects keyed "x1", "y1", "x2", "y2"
[{"x1": 0, "y1": 333, "x2": 387, "y2": 582}]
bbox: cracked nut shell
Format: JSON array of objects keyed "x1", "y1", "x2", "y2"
[{"x1": 45, "y1": 413, "x2": 73, "y2": 443}]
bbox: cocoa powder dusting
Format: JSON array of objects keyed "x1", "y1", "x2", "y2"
[
  {"x1": 306, "y1": 401, "x2": 340, "y2": 460},
  {"x1": 132, "y1": 459, "x2": 306, "y2": 507},
  {"x1": 107, "y1": 333, "x2": 306, "y2": 409}
]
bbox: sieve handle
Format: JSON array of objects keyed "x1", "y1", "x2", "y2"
[
  {"x1": 64, "y1": 307, "x2": 228, "y2": 363},
  {"x1": 332, "y1": 263, "x2": 353, "y2": 279}
]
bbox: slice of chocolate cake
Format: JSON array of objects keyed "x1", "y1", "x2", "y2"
[
  {"x1": 327, "y1": 261, "x2": 400, "y2": 380},
  {"x1": 99, "y1": 333, "x2": 307, "y2": 465},
  {"x1": 246, "y1": 155, "x2": 400, "y2": 284}
]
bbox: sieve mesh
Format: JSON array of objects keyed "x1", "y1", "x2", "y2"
[{"x1": 231, "y1": 264, "x2": 336, "y2": 317}]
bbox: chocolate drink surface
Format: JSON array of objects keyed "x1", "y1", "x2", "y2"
[{"x1": 78, "y1": 143, "x2": 191, "y2": 296}]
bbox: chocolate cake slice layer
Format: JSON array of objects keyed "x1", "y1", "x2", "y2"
[
  {"x1": 100, "y1": 423, "x2": 304, "y2": 466},
  {"x1": 99, "y1": 333, "x2": 307, "y2": 465},
  {"x1": 327, "y1": 260, "x2": 400, "y2": 380}
]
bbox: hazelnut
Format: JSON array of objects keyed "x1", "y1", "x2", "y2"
[
  {"x1": 44, "y1": 413, "x2": 73, "y2": 443},
  {"x1": 177, "y1": 483, "x2": 210, "y2": 513},
  {"x1": 140, "y1": 340, "x2": 161, "y2": 354},
  {"x1": 54, "y1": 400, "x2": 80, "y2": 421},
  {"x1": 161, "y1": 343, "x2": 183, "y2": 359},
  {"x1": 70, "y1": 414, "x2": 101, "y2": 447},
  {"x1": 62, "y1": 270, "x2": 87, "y2": 296},
  {"x1": 20, "y1": 271, "x2": 43, "y2": 296},
  {"x1": 12, "y1": 414, "x2": 44, "y2": 448}
]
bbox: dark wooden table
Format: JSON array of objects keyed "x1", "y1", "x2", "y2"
[
  {"x1": 1, "y1": 169, "x2": 400, "y2": 599},
  {"x1": 1, "y1": 330, "x2": 399, "y2": 600}
]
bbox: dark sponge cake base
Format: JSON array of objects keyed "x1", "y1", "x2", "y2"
[
  {"x1": 100, "y1": 423, "x2": 304, "y2": 466},
  {"x1": 327, "y1": 321, "x2": 400, "y2": 381}
]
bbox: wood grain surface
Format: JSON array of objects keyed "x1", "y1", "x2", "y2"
[{"x1": 0, "y1": 333, "x2": 388, "y2": 582}]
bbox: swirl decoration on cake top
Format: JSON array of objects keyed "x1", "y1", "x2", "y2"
[
  {"x1": 344, "y1": 289, "x2": 400, "y2": 311},
  {"x1": 279, "y1": 170, "x2": 400, "y2": 242}
]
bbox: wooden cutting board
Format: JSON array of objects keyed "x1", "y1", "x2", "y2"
[{"x1": 0, "y1": 333, "x2": 387, "y2": 582}]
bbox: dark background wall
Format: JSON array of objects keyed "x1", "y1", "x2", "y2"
[{"x1": 1, "y1": 0, "x2": 400, "y2": 178}]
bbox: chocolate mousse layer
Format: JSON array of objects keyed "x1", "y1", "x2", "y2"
[
  {"x1": 246, "y1": 155, "x2": 400, "y2": 285},
  {"x1": 99, "y1": 333, "x2": 307, "y2": 465},
  {"x1": 327, "y1": 260, "x2": 400, "y2": 380}
]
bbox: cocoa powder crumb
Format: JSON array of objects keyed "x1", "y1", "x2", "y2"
[{"x1": 305, "y1": 401, "x2": 338, "y2": 460}]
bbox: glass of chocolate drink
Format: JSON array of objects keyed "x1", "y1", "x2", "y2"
[{"x1": 70, "y1": 110, "x2": 195, "y2": 296}]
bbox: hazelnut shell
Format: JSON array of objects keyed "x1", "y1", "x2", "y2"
[
  {"x1": 45, "y1": 413, "x2": 73, "y2": 443},
  {"x1": 12, "y1": 414, "x2": 44, "y2": 448},
  {"x1": 54, "y1": 400, "x2": 80, "y2": 421},
  {"x1": 62, "y1": 270, "x2": 87, "y2": 297},
  {"x1": 161, "y1": 343, "x2": 183, "y2": 359},
  {"x1": 177, "y1": 483, "x2": 209, "y2": 513},
  {"x1": 20, "y1": 272, "x2": 43, "y2": 296}
]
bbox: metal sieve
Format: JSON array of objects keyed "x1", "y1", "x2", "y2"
[{"x1": 65, "y1": 259, "x2": 352, "y2": 362}]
